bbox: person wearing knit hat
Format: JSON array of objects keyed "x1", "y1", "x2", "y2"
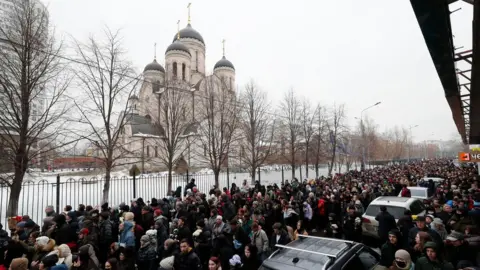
[
  {"x1": 10, "y1": 257, "x2": 28, "y2": 270},
  {"x1": 36, "y1": 236, "x2": 50, "y2": 247}
]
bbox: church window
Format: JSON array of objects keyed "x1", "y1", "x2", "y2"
[
  {"x1": 195, "y1": 51, "x2": 198, "y2": 71},
  {"x1": 155, "y1": 146, "x2": 158, "y2": 157},
  {"x1": 172, "y1": 62, "x2": 178, "y2": 78},
  {"x1": 182, "y1": 63, "x2": 186, "y2": 80},
  {"x1": 229, "y1": 77, "x2": 232, "y2": 89},
  {"x1": 203, "y1": 145, "x2": 207, "y2": 156},
  {"x1": 146, "y1": 146, "x2": 150, "y2": 157}
]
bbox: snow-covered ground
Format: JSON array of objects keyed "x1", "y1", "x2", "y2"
[{"x1": 0, "y1": 167, "x2": 332, "y2": 225}]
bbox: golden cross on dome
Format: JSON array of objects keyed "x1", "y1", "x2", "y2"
[
  {"x1": 177, "y1": 20, "x2": 181, "y2": 40},
  {"x1": 187, "y1": 3, "x2": 192, "y2": 24},
  {"x1": 222, "y1": 39, "x2": 226, "y2": 56},
  {"x1": 154, "y1": 43, "x2": 157, "y2": 59}
]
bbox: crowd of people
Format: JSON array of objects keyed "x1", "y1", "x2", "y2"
[{"x1": 0, "y1": 159, "x2": 478, "y2": 270}]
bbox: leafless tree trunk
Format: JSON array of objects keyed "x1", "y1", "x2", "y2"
[
  {"x1": 0, "y1": 0, "x2": 73, "y2": 216},
  {"x1": 279, "y1": 89, "x2": 302, "y2": 180},
  {"x1": 311, "y1": 104, "x2": 326, "y2": 178},
  {"x1": 300, "y1": 99, "x2": 317, "y2": 178},
  {"x1": 196, "y1": 76, "x2": 240, "y2": 187},
  {"x1": 326, "y1": 104, "x2": 346, "y2": 176},
  {"x1": 151, "y1": 79, "x2": 195, "y2": 192},
  {"x1": 72, "y1": 28, "x2": 140, "y2": 203},
  {"x1": 239, "y1": 80, "x2": 274, "y2": 184}
]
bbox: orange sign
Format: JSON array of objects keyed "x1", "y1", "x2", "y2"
[{"x1": 458, "y1": 152, "x2": 480, "y2": 162}]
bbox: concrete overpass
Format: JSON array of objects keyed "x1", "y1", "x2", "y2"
[{"x1": 410, "y1": 0, "x2": 479, "y2": 145}]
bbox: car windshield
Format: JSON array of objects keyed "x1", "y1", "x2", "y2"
[
  {"x1": 410, "y1": 189, "x2": 427, "y2": 198},
  {"x1": 365, "y1": 205, "x2": 406, "y2": 219}
]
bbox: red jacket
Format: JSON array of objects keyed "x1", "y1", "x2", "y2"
[{"x1": 317, "y1": 199, "x2": 326, "y2": 216}]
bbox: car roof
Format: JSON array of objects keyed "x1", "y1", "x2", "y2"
[
  {"x1": 262, "y1": 236, "x2": 352, "y2": 270},
  {"x1": 407, "y1": 186, "x2": 428, "y2": 191},
  {"x1": 370, "y1": 196, "x2": 418, "y2": 206},
  {"x1": 421, "y1": 177, "x2": 444, "y2": 182}
]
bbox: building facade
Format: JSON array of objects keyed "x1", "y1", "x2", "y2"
[{"x1": 117, "y1": 18, "x2": 238, "y2": 172}]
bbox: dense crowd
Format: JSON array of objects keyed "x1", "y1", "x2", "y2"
[{"x1": 0, "y1": 159, "x2": 478, "y2": 270}]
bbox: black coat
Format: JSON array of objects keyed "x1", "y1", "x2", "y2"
[
  {"x1": 173, "y1": 249, "x2": 202, "y2": 270},
  {"x1": 270, "y1": 231, "x2": 291, "y2": 251},
  {"x1": 375, "y1": 211, "x2": 397, "y2": 240}
]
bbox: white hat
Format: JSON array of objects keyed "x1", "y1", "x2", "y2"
[
  {"x1": 216, "y1": 215, "x2": 223, "y2": 220},
  {"x1": 36, "y1": 236, "x2": 49, "y2": 247}
]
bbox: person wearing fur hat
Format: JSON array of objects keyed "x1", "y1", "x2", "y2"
[{"x1": 26, "y1": 236, "x2": 56, "y2": 270}]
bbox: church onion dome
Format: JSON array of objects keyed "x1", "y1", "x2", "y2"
[
  {"x1": 165, "y1": 40, "x2": 191, "y2": 56},
  {"x1": 143, "y1": 59, "x2": 165, "y2": 73},
  {"x1": 214, "y1": 56, "x2": 235, "y2": 70},
  {"x1": 173, "y1": 23, "x2": 205, "y2": 45}
]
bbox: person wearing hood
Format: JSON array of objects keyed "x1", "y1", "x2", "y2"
[
  {"x1": 408, "y1": 216, "x2": 443, "y2": 251},
  {"x1": 49, "y1": 214, "x2": 76, "y2": 246},
  {"x1": 154, "y1": 218, "x2": 169, "y2": 256},
  {"x1": 416, "y1": 241, "x2": 454, "y2": 270},
  {"x1": 397, "y1": 210, "x2": 414, "y2": 245},
  {"x1": 118, "y1": 221, "x2": 135, "y2": 249},
  {"x1": 390, "y1": 249, "x2": 414, "y2": 270},
  {"x1": 379, "y1": 230, "x2": 404, "y2": 268},
  {"x1": 430, "y1": 218, "x2": 448, "y2": 240},
  {"x1": 136, "y1": 235, "x2": 157, "y2": 270},
  {"x1": 56, "y1": 244, "x2": 73, "y2": 269},
  {"x1": 27, "y1": 236, "x2": 56, "y2": 270}
]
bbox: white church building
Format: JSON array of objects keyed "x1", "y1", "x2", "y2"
[{"x1": 116, "y1": 11, "x2": 241, "y2": 172}]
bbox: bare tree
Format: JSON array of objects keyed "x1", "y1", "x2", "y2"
[
  {"x1": 72, "y1": 29, "x2": 140, "y2": 203},
  {"x1": 300, "y1": 98, "x2": 318, "y2": 178},
  {"x1": 150, "y1": 79, "x2": 195, "y2": 192},
  {"x1": 278, "y1": 89, "x2": 302, "y2": 180},
  {"x1": 311, "y1": 104, "x2": 327, "y2": 178},
  {"x1": 239, "y1": 80, "x2": 275, "y2": 183},
  {"x1": 326, "y1": 104, "x2": 347, "y2": 176},
  {"x1": 0, "y1": 0, "x2": 73, "y2": 215},
  {"x1": 196, "y1": 76, "x2": 240, "y2": 187}
]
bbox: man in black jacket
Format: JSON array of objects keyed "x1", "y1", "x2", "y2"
[
  {"x1": 98, "y1": 212, "x2": 113, "y2": 265},
  {"x1": 375, "y1": 206, "x2": 397, "y2": 244}
]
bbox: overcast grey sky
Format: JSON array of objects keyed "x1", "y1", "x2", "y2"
[{"x1": 40, "y1": 0, "x2": 472, "y2": 143}]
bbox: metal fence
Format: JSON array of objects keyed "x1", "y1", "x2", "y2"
[{"x1": 0, "y1": 169, "x2": 290, "y2": 226}]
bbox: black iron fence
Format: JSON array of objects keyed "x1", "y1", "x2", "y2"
[{"x1": 0, "y1": 169, "x2": 294, "y2": 226}]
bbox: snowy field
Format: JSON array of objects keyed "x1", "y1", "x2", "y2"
[{"x1": 0, "y1": 167, "x2": 332, "y2": 225}]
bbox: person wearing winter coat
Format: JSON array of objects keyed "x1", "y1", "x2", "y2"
[
  {"x1": 375, "y1": 206, "x2": 397, "y2": 244},
  {"x1": 343, "y1": 206, "x2": 362, "y2": 242},
  {"x1": 269, "y1": 223, "x2": 290, "y2": 252},
  {"x1": 136, "y1": 235, "x2": 157, "y2": 270},
  {"x1": 56, "y1": 244, "x2": 73, "y2": 269},
  {"x1": 173, "y1": 239, "x2": 202, "y2": 270},
  {"x1": 118, "y1": 221, "x2": 135, "y2": 249},
  {"x1": 302, "y1": 202, "x2": 312, "y2": 231},
  {"x1": 390, "y1": 249, "x2": 415, "y2": 270},
  {"x1": 9, "y1": 257, "x2": 29, "y2": 270},
  {"x1": 98, "y1": 211, "x2": 113, "y2": 265},
  {"x1": 251, "y1": 222, "x2": 269, "y2": 261},
  {"x1": 379, "y1": 230, "x2": 403, "y2": 267},
  {"x1": 325, "y1": 213, "x2": 342, "y2": 239},
  {"x1": 193, "y1": 220, "x2": 212, "y2": 269},
  {"x1": 415, "y1": 241, "x2": 454, "y2": 270},
  {"x1": 28, "y1": 236, "x2": 56, "y2": 270},
  {"x1": 49, "y1": 214, "x2": 76, "y2": 246},
  {"x1": 72, "y1": 244, "x2": 100, "y2": 270}
]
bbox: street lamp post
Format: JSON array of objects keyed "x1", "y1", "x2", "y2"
[
  {"x1": 407, "y1": 125, "x2": 419, "y2": 162},
  {"x1": 359, "y1": 102, "x2": 381, "y2": 170}
]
